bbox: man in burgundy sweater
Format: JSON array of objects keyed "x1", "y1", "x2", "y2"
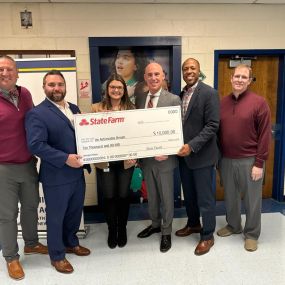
[
  {"x1": 217, "y1": 64, "x2": 271, "y2": 252},
  {"x1": 0, "y1": 56, "x2": 47, "y2": 281}
]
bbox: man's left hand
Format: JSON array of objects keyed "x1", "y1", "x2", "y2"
[
  {"x1": 251, "y1": 166, "x2": 263, "y2": 181},
  {"x1": 66, "y1": 154, "x2": 83, "y2": 168},
  {"x1": 177, "y1": 144, "x2": 191, "y2": 156}
]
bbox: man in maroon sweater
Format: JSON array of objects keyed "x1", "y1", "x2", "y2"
[
  {"x1": 217, "y1": 64, "x2": 271, "y2": 252},
  {"x1": 0, "y1": 56, "x2": 47, "y2": 281}
]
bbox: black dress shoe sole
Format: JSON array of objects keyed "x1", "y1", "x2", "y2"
[
  {"x1": 137, "y1": 228, "x2": 161, "y2": 238},
  {"x1": 160, "y1": 245, "x2": 171, "y2": 253},
  {"x1": 160, "y1": 235, "x2": 171, "y2": 252}
]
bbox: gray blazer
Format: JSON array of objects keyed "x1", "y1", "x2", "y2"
[
  {"x1": 135, "y1": 89, "x2": 181, "y2": 171},
  {"x1": 180, "y1": 81, "x2": 220, "y2": 169}
]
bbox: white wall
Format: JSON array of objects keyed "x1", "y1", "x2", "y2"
[{"x1": 2, "y1": 2, "x2": 285, "y2": 204}]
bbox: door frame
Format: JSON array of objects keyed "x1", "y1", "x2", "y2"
[{"x1": 214, "y1": 49, "x2": 285, "y2": 202}]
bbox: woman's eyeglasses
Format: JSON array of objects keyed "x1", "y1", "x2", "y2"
[{"x1": 109, "y1": 85, "x2": 123, "y2": 91}]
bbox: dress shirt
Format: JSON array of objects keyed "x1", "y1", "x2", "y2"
[
  {"x1": 0, "y1": 87, "x2": 19, "y2": 107},
  {"x1": 145, "y1": 88, "x2": 162, "y2": 108},
  {"x1": 182, "y1": 81, "x2": 199, "y2": 120},
  {"x1": 46, "y1": 98, "x2": 74, "y2": 127}
]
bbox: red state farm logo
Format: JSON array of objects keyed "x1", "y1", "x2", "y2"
[{"x1": 79, "y1": 119, "x2": 89, "y2": 126}]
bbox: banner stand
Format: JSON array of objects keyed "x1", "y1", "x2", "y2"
[
  {"x1": 17, "y1": 186, "x2": 88, "y2": 240},
  {"x1": 17, "y1": 226, "x2": 89, "y2": 240}
]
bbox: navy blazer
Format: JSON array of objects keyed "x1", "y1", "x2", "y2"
[
  {"x1": 25, "y1": 98, "x2": 90, "y2": 187},
  {"x1": 180, "y1": 81, "x2": 220, "y2": 169}
]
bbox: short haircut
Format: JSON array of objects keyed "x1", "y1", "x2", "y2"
[
  {"x1": 233, "y1": 64, "x2": 253, "y2": 78},
  {"x1": 43, "y1": 69, "x2": 66, "y2": 85},
  {"x1": 0, "y1": 55, "x2": 16, "y2": 63},
  {"x1": 182, "y1": 57, "x2": 200, "y2": 71}
]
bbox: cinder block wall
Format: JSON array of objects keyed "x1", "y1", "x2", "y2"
[{"x1": 2, "y1": 2, "x2": 285, "y2": 204}]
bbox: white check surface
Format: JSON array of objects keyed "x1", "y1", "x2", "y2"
[{"x1": 74, "y1": 106, "x2": 184, "y2": 164}]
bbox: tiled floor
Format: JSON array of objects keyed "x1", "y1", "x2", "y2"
[
  {"x1": 85, "y1": 198, "x2": 285, "y2": 224},
  {"x1": 0, "y1": 212, "x2": 284, "y2": 285}
]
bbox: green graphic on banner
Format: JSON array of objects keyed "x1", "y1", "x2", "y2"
[{"x1": 199, "y1": 71, "x2": 206, "y2": 81}]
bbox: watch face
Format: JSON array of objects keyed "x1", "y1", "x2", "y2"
[{"x1": 20, "y1": 11, "x2": 32, "y2": 28}]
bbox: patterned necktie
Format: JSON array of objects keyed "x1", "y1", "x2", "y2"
[
  {"x1": 147, "y1": 95, "x2": 155, "y2": 108},
  {"x1": 182, "y1": 87, "x2": 193, "y2": 120},
  {"x1": 9, "y1": 88, "x2": 19, "y2": 107}
]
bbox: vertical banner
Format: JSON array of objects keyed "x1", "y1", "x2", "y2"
[{"x1": 16, "y1": 58, "x2": 86, "y2": 238}]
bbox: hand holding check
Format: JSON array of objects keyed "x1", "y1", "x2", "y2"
[{"x1": 177, "y1": 144, "x2": 191, "y2": 157}]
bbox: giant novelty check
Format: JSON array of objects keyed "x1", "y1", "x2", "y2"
[{"x1": 74, "y1": 106, "x2": 184, "y2": 164}]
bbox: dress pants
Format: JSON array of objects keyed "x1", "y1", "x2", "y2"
[
  {"x1": 179, "y1": 158, "x2": 216, "y2": 240},
  {"x1": 43, "y1": 175, "x2": 85, "y2": 261},
  {"x1": 0, "y1": 159, "x2": 39, "y2": 262},
  {"x1": 220, "y1": 157, "x2": 263, "y2": 240},
  {"x1": 143, "y1": 165, "x2": 174, "y2": 235}
]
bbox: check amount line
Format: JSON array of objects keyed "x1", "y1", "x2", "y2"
[
  {"x1": 139, "y1": 120, "x2": 169, "y2": 124},
  {"x1": 122, "y1": 140, "x2": 177, "y2": 147},
  {"x1": 127, "y1": 135, "x2": 154, "y2": 139},
  {"x1": 126, "y1": 134, "x2": 182, "y2": 140}
]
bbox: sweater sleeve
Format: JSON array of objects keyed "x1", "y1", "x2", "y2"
[{"x1": 254, "y1": 100, "x2": 271, "y2": 168}]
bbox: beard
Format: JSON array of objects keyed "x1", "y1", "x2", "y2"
[{"x1": 46, "y1": 91, "x2": 66, "y2": 103}]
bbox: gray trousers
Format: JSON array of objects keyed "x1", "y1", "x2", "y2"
[
  {"x1": 0, "y1": 159, "x2": 39, "y2": 262},
  {"x1": 143, "y1": 165, "x2": 174, "y2": 235},
  {"x1": 220, "y1": 157, "x2": 263, "y2": 240}
]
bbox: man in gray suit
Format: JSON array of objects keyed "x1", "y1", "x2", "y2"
[{"x1": 135, "y1": 62, "x2": 181, "y2": 252}]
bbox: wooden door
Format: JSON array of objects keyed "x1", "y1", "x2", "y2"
[{"x1": 216, "y1": 56, "x2": 278, "y2": 200}]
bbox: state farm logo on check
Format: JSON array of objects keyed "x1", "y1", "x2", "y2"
[{"x1": 79, "y1": 116, "x2": 125, "y2": 126}]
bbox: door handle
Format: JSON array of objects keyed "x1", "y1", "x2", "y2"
[{"x1": 271, "y1": 124, "x2": 280, "y2": 140}]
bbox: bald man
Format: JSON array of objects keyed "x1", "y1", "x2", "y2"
[{"x1": 135, "y1": 63, "x2": 181, "y2": 253}]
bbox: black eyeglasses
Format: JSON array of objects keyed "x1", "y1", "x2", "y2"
[{"x1": 109, "y1": 85, "x2": 123, "y2": 91}]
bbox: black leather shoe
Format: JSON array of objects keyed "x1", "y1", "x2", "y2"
[
  {"x1": 160, "y1": 235, "x2": 171, "y2": 253},
  {"x1": 137, "y1": 225, "x2": 161, "y2": 238}
]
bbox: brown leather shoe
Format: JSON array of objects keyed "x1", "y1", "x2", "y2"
[
  {"x1": 175, "y1": 225, "x2": 201, "y2": 237},
  {"x1": 194, "y1": 238, "x2": 214, "y2": 256},
  {"x1": 66, "y1": 245, "x2": 91, "y2": 256},
  {"x1": 24, "y1": 242, "x2": 48, "y2": 255},
  {"x1": 7, "y1": 260, "x2": 25, "y2": 280},
  {"x1": 51, "y1": 258, "x2": 74, "y2": 274}
]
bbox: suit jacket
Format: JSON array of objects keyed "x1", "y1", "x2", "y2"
[
  {"x1": 135, "y1": 89, "x2": 181, "y2": 171},
  {"x1": 181, "y1": 81, "x2": 220, "y2": 169},
  {"x1": 25, "y1": 98, "x2": 90, "y2": 187}
]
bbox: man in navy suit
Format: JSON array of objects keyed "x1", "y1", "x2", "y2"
[
  {"x1": 176, "y1": 58, "x2": 220, "y2": 255},
  {"x1": 25, "y1": 70, "x2": 90, "y2": 274}
]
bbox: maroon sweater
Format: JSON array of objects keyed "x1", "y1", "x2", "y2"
[
  {"x1": 219, "y1": 90, "x2": 271, "y2": 168},
  {"x1": 0, "y1": 86, "x2": 33, "y2": 164}
]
